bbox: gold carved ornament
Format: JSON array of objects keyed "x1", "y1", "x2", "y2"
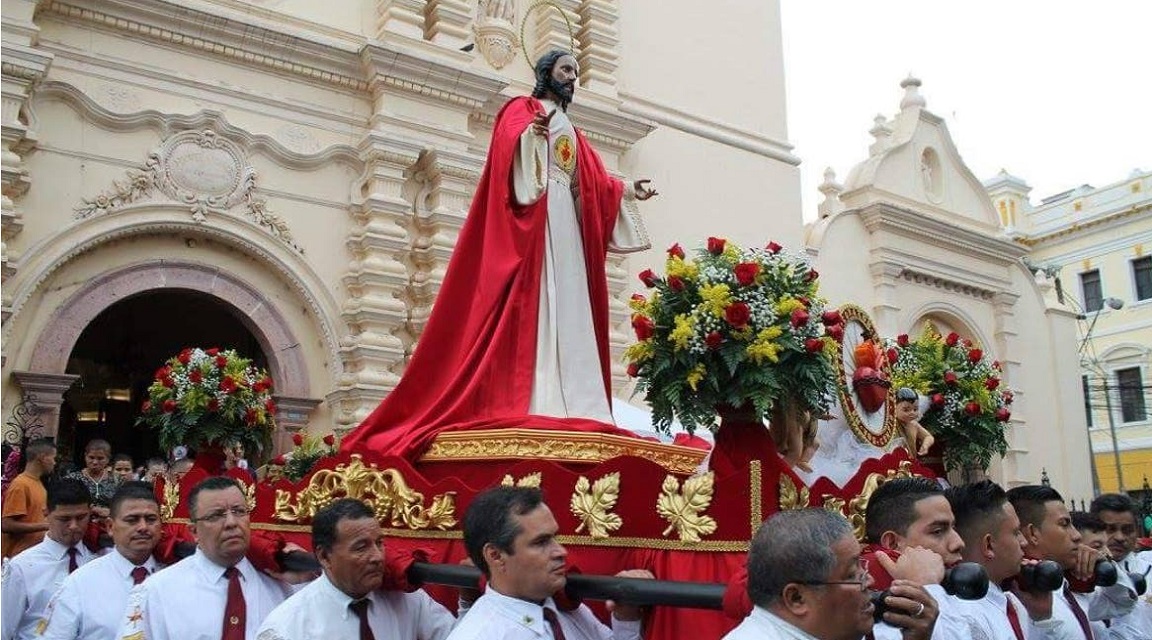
[
  {"x1": 501, "y1": 472, "x2": 542, "y2": 488},
  {"x1": 273, "y1": 455, "x2": 457, "y2": 530},
  {"x1": 570, "y1": 472, "x2": 623, "y2": 539},
  {"x1": 847, "y1": 461, "x2": 915, "y2": 541},
  {"x1": 656, "y1": 473, "x2": 717, "y2": 543},
  {"x1": 242, "y1": 478, "x2": 257, "y2": 513},
  {"x1": 778, "y1": 475, "x2": 811, "y2": 511},
  {"x1": 160, "y1": 479, "x2": 180, "y2": 522}
]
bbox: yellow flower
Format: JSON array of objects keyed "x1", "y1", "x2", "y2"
[
  {"x1": 776, "y1": 297, "x2": 805, "y2": 315},
  {"x1": 669, "y1": 314, "x2": 695, "y2": 351},
  {"x1": 624, "y1": 340, "x2": 654, "y2": 363},
  {"x1": 746, "y1": 326, "x2": 784, "y2": 364},
  {"x1": 666, "y1": 256, "x2": 698, "y2": 280},
  {"x1": 699, "y1": 283, "x2": 733, "y2": 317},
  {"x1": 686, "y1": 363, "x2": 707, "y2": 391},
  {"x1": 730, "y1": 326, "x2": 754, "y2": 341}
]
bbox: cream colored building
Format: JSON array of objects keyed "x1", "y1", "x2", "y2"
[{"x1": 986, "y1": 168, "x2": 1152, "y2": 493}]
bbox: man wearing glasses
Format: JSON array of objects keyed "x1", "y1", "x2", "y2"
[
  {"x1": 723, "y1": 509, "x2": 938, "y2": 640},
  {"x1": 117, "y1": 476, "x2": 311, "y2": 640}
]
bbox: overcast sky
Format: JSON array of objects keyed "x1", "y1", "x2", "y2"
[{"x1": 780, "y1": 1, "x2": 1152, "y2": 221}]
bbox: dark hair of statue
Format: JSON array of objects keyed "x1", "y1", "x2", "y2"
[
  {"x1": 532, "y1": 49, "x2": 576, "y2": 112},
  {"x1": 462, "y1": 486, "x2": 545, "y2": 577}
]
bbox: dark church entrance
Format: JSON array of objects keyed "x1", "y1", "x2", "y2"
[{"x1": 58, "y1": 289, "x2": 268, "y2": 474}]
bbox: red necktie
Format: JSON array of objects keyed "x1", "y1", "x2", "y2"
[
  {"x1": 1005, "y1": 598, "x2": 1026, "y2": 640},
  {"x1": 221, "y1": 567, "x2": 246, "y2": 640},
  {"x1": 349, "y1": 599, "x2": 377, "y2": 640},
  {"x1": 1062, "y1": 586, "x2": 1093, "y2": 640},
  {"x1": 131, "y1": 566, "x2": 149, "y2": 585},
  {"x1": 542, "y1": 607, "x2": 567, "y2": 640},
  {"x1": 67, "y1": 547, "x2": 80, "y2": 573}
]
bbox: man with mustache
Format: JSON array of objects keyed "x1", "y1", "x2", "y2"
[
  {"x1": 341, "y1": 49, "x2": 658, "y2": 462},
  {"x1": 38, "y1": 481, "x2": 164, "y2": 640},
  {"x1": 1089, "y1": 493, "x2": 1152, "y2": 640},
  {"x1": 256, "y1": 498, "x2": 455, "y2": 639},
  {"x1": 447, "y1": 486, "x2": 644, "y2": 640}
]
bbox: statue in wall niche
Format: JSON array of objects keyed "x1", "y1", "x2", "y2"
[{"x1": 341, "y1": 50, "x2": 659, "y2": 462}]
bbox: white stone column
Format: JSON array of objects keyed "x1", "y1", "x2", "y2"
[
  {"x1": 576, "y1": 0, "x2": 620, "y2": 94},
  {"x1": 533, "y1": 0, "x2": 581, "y2": 60},
  {"x1": 10, "y1": 371, "x2": 79, "y2": 442},
  {"x1": 606, "y1": 253, "x2": 631, "y2": 394},
  {"x1": 375, "y1": 0, "x2": 427, "y2": 40},
  {"x1": 271, "y1": 395, "x2": 323, "y2": 453},
  {"x1": 425, "y1": 0, "x2": 472, "y2": 49}
]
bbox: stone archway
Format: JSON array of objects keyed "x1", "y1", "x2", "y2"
[{"x1": 15, "y1": 260, "x2": 321, "y2": 449}]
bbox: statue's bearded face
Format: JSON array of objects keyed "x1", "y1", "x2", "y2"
[{"x1": 547, "y1": 54, "x2": 578, "y2": 106}]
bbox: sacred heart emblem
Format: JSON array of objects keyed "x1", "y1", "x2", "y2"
[
  {"x1": 554, "y1": 135, "x2": 576, "y2": 175},
  {"x1": 852, "y1": 366, "x2": 891, "y2": 414}
]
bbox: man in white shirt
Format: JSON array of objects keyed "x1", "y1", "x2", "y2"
[
  {"x1": 1089, "y1": 493, "x2": 1152, "y2": 639},
  {"x1": 117, "y1": 476, "x2": 307, "y2": 640},
  {"x1": 724, "y1": 508, "x2": 937, "y2": 640},
  {"x1": 256, "y1": 498, "x2": 455, "y2": 639},
  {"x1": 446, "y1": 486, "x2": 643, "y2": 640},
  {"x1": 1008, "y1": 485, "x2": 1136, "y2": 640},
  {"x1": 1, "y1": 478, "x2": 94, "y2": 640},
  {"x1": 38, "y1": 481, "x2": 163, "y2": 640}
]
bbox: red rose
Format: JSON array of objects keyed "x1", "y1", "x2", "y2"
[
  {"x1": 886, "y1": 348, "x2": 899, "y2": 365},
  {"x1": 667, "y1": 243, "x2": 685, "y2": 259},
  {"x1": 725, "y1": 302, "x2": 751, "y2": 328},
  {"x1": 292, "y1": 433, "x2": 304, "y2": 446},
  {"x1": 790, "y1": 308, "x2": 810, "y2": 328},
  {"x1": 931, "y1": 393, "x2": 945, "y2": 408},
  {"x1": 177, "y1": 349, "x2": 192, "y2": 365},
  {"x1": 631, "y1": 314, "x2": 655, "y2": 341},
  {"x1": 826, "y1": 323, "x2": 845, "y2": 342},
  {"x1": 797, "y1": 296, "x2": 811, "y2": 307},
  {"x1": 252, "y1": 381, "x2": 265, "y2": 393},
  {"x1": 944, "y1": 371, "x2": 958, "y2": 386},
  {"x1": 995, "y1": 407, "x2": 1011, "y2": 422},
  {"x1": 262, "y1": 376, "x2": 273, "y2": 391},
  {"x1": 265, "y1": 399, "x2": 277, "y2": 415},
  {"x1": 963, "y1": 338, "x2": 973, "y2": 348},
  {"x1": 968, "y1": 348, "x2": 983, "y2": 363},
  {"x1": 805, "y1": 338, "x2": 823, "y2": 353},
  {"x1": 668, "y1": 275, "x2": 685, "y2": 291},
  {"x1": 639, "y1": 269, "x2": 658, "y2": 288},
  {"x1": 804, "y1": 269, "x2": 819, "y2": 282},
  {"x1": 626, "y1": 362, "x2": 640, "y2": 377},
  {"x1": 273, "y1": 455, "x2": 287, "y2": 466},
  {"x1": 207, "y1": 398, "x2": 220, "y2": 412},
  {"x1": 734, "y1": 262, "x2": 760, "y2": 286},
  {"x1": 219, "y1": 376, "x2": 237, "y2": 393},
  {"x1": 820, "y1": 310, "x2": 842, "y2": 326},
  {"x1": 897, "y1": 334, "x2": 910, "y2": 347},
  {"x1": 705, "y1": 331, "x2": 723, "y2": 349},
  {"x1": 154, "y1": 366, "x2": 170, "y2": 380},
  {"x1": 141, "y1": 400, "x2": 152, "y2": 413},
  {"x1": 323, "y1": 434, "x2": 336, "y2": 446},
  {"x1": 161, "y1": 376, "x2": 174, "y2": 388},
  {"x1": 206, "y1": 347, "x2": 220, "y2": 356},
  {"x1": 162, "y1": 399, "x2": 177, "y2": 413},
  {"x1": 1002, "y1": 390, "x2": 1015, "y2": 405},
  {"x1": 964, "y1": 401, "x2": 982, "y2": 417},
  {"x1": 945, "y1": 332, "x2": 960, "y2": 347},
  {"x1": 985, "y1": 377, "x2": 1000, "y2": 391},
  {"x1": 215, "y1": 354, "x2": 228, "y2": 368},
  {"x1": 630, "y1": 293, "x2": 646, "y2": 304},
  {"x1": 707, "y1": 236, "x2": 726, "y2": 255},
  {"x1": 189, "y1": 369, "x2": 203, "y2": 384},
  {"x1": 765, "y1": 240, "x2": 783, "y2": 254},
  {"x1": 244, "y1": 407, "x2": 258, "y2": 425}
]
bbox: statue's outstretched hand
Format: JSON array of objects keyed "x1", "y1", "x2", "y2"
[
  {"x1": 532, "y1": 109, "x2": 556, "y2": 138},
  {"x1": 634, "y1": 179, "x2": 658, "y2": 201}
]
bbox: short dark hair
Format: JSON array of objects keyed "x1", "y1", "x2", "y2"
[
  {"x1": 84, "y1": 439, "x2": 112, "y2": 454},
  {"x1": 865, "y1": 477, "x2": 944, "y2": 544},
  {"x1": 186, "y1": 476, "x2": 242, "y2": 518},
  {"x1": 895, "y1": 387, "x2": 919, "y2": 403},
  {"x1": 47, "y1": 478, "x2": 92, "y2": 511},
  {"x1": 1071, "y1": 511, "x2": 1105, "y2": 533},
  {"x1": 113, "y1": 453, "x2": 134, "y2": 466},
  {"x1": 110, "y1": 481, "x2": 159, "y2": 517},
  {"x1": 946, "y1": 480, "x2": 1009, "y2": 544},
  {"x1": 463, "y1": 486, "x2": 545, "y2": 577},
  {"x1": 1089, "y1": 493, "x2": 1135, "y2": 516},
  {"x1": 747, "y1": 509, "x2": 854, "y2": 608},
  {"x1": 312, "y1": 498, "x2": 376, "y2": 553},
  {"x1": 24, "y1": 438, "x2": 56, "y2": 461},
  {"x1": 1006, "y1": 485, "x2": 1064, "y2": 530}
]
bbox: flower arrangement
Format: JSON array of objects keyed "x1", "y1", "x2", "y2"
[
  {"x1": 137, "y1": 347, "x2": 276, "y2": 457},
  {"x1": 269, "y1": 432, "x2": 338, "y2": 482},
  {"x1": 625, "y1": 238, "x2": 840, "y2": 433},
  {"x1": 886, "y1": 325, "x2": 1013, "y2": 473}
]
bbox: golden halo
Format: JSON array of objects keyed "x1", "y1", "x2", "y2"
[{"x1": 519, "y1": 0, "x2": 577, "y2": 69}]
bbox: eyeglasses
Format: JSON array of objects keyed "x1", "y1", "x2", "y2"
[
  {"x1": 794, "y1": 558, "x2": 871, "y2": 592},
  {"x1": 192, "y1": 506, "x2": 251, "y2": 524}
]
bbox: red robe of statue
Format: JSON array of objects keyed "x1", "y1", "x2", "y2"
[{"x1": 341, "y1": 96, "x2": 638, "y2": 461}]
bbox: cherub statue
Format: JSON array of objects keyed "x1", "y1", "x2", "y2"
[
  {"x1": 770, "y1": 403, "x2": 824, "y2": 473},
  {"x1": 894, "y1": 387, "x2": 935, "y2": 458}
]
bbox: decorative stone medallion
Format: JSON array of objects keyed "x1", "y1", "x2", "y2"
[{"x1": 155, "y1": 130, "x2": 252, "y2": 221}]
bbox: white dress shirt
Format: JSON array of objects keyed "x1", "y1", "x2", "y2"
[
  {"x1": 0, "y1": 536, "x2": 94, "y2": 640},
  {"x1": 1107, "y1": 552, "x2": 1152, "y2": 640},
  {"x1": 951, "y1": 581, "x2": 1079, "y2": 640},
  {"x1": 38, "y1": 547, "x2": 161, "y2": 640},
  {"x1": 446, "y1": 586, "x2": 641, "y2": 640},
  {"x1": 255, "y1": 572, "x2": 455, "y2": 640},
  {"x1": 721, "y1": 606, "x2": 818, "y2": 640},
  {"x1": 873, "y1": 584, "x2": 991, "y2": 640},
  {"x1": 118, "y1": 549, "x2": 292, "y2": 640}
]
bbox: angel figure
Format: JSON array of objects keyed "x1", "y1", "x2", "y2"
[{"x1": 894, "y1": 387, "x2": 935, "y2": 457}]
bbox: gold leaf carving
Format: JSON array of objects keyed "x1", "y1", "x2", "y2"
[
  {"x1": 273, "y1": 454, "x2": 456, "y2": 530},
  {"x1": 501, "y1": 472, "x2": 542, "y2": 488},
  {"x1": 822, "y1": 495, "x2": 847, "y2": 516},
  {"x1": 242, "y1": 478, "x2": 257, "y2": 513},
  {"x1": 570, "y1": 472, "x2": 623, "y2": 539},
  {"x1": 656, "y1": 473, "x2": 717, "y2": 543},
  {"x1": 160, "y1": 479, "x2": 180, "y2": 521},
  {"x1": 778, "y1": 475, "x2": 811, "y2": 510}
]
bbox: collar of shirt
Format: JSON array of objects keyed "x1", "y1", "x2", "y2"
[
  {"x1": 40, "y1": 535, "x2": 84, "y2": 563},
  {"x1": 109, "y1": 547, "x2": 160, "y2": 578},
  {"x1": 481, "y1": 585, "x2": 559, "y2": 635},
  {"x1": 984, "y1": 581, "x2": 1009, "y2": 610},
  {"x1": 314, "y1": 572, "x2": 377, "y2": 622},
  {"x1": 190, "y1": 548, "x2": 256, "y2": 585},
  {"x1": 745, "y1": 606, "x2": 820, "y2": 640},
  {"x1": 1119, "y1": 552, "x2": 1151, "y2": 574}
]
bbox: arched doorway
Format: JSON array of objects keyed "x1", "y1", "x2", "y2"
[{"x1": 57, "y1": 290, "x2": 268, "y2": 473}]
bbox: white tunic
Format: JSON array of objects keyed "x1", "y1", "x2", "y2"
[
  {"x1": 446, "y1": 587, "x2": 641, "y2": 640},
  {"x1": 950, "y1": 582, "x2": 1079, "y2": 640},
  {"x1": 0, "y1": 536, "x2": 94, "y2": 640},
  {"x1": 512, "y1": 98, "x2": 649, "y2": 423},
  {"x1": 38, "y1": 548, "x2": 162, "y2": 640},
  {"x1": 872, "y1": 584, "x2": 992, "y2": 640},
  {"x1": 117, "y1": 550, "x2": 292, "y2": 640},
  {"x1": 255, "y1": 572, "x2": 455, "y2": 640},
  {"x1": 721, "y1": 606, "x2": 819, "y2": 640},
  {"x1": 1107, "y1": 552, "x2": 1152, "y2": 640}
]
